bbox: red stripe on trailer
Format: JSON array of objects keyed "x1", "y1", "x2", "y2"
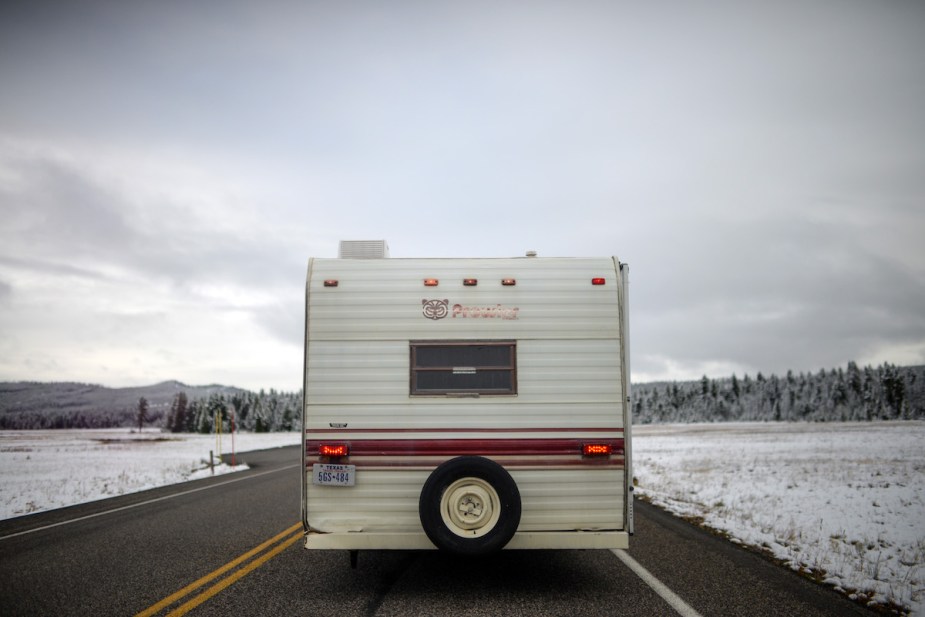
[
  {"x1": 306, "y1": 427, "x2": 624, "y2": 435},
  {"x1": 343, "y1": 456, "x2": 625, "y2": 469},
  {"x1": 306, "y1": 438, "x2": 624, "y2": 457}
]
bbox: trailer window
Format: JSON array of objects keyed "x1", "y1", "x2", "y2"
[{"x1": 410, "y1": 341, "x2": 517, "y2": 395}]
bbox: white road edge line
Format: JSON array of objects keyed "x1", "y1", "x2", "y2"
[
  {"x1": 0, "y1": 463, "x2": 301, "y2": 541},
  {"x1": 612, "y1": 549, "x2": 705, "y2": 617}
]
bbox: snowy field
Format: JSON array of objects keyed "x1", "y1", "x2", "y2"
[
  {"x1": 1, "y1": 423, "x2": 922, "y2": 615},
  {"x1": 0, "y1": 429, "x2": 300, "y2": 518},
  {"x1": 634, "y1": 421, "x2": 925, "y2": 616}
]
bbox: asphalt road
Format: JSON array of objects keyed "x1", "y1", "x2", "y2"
[{"x1": 0, "y1": 445, "x2": 878, "y2": 616}]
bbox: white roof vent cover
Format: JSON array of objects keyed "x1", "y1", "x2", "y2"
[{"x1": 338, "y1": 240, "x2": 390, "y2": 259}]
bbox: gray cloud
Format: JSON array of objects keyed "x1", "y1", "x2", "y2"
[
  {"x1": 3, "y1": 156, "x2": 129, "y2": 250},
  {"x1": 631, "y1": 205, "x2": 925, "y2": 378},
  {"x1": 0, "y1": 146, "x2": 304, "y2": 290},
  {"x1": 1, "y1": 0, "x2": 923, "y2": 389}
]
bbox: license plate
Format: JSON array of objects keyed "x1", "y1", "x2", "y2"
[{"x1": 312, "y1": 463, "x2": 355, "y2": 486}]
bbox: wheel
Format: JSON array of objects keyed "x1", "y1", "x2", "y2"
[{"x1": 419, "y1": 456, "x2": 521, "y2": 555}]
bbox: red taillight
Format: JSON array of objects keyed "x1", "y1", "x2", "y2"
[
  {"x1": 463, "y1": 278, "x2": 478, "y2": 286},
  {"x1": 323, "y1": 279, "x2": 339, "y2": 287},
  {"x1": 582, "y1": 443, "x2": 612, "y2": 457},
  {"x1": 501, "y1": 278, "x2": 516, "y2": 286},
  {"x1": 591, "y1": 278, "x2": 606, "y2": 286},
  {"x1": 424, "y1": 278, "x2": 439, "y2": 287},
  {"x1": 319, "y1": 444, "x2": 349, "y2": 457}
]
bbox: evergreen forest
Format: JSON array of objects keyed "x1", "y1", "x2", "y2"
[
  {"x1": 2, "y1": 362, "x2": 923, "y2": 431},
  {"x1": 633, "y1": 362, "x2": 924, "y2": 424},
  {"x1": 162, "y1": 389, "x2": 302, "y2": 434},
  {"x1": 0, "y1": 381, "x2": 301, "y2": 432}
]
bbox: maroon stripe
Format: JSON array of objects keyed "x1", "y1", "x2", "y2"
[
  {"x1": 347, "y1": 457, "x2": 625, "y2": 469},
  {"x1": 306, "y1": 438, "x2": 624, "y2": 457},
  {"x1": 307, "y1": 427, "x2": 623, "y2": 434}
]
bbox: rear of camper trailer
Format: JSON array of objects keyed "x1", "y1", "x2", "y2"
[{"x1": 302, "y1": 243, "x2": 632, "y2": 557}]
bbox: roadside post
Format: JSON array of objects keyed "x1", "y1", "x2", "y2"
[
  {"x1": 231, "y1": 405, "x2": 236, "y2": 467},
  {"x1": 214, "y1": 411, "x2": 222, "y2": 470}
]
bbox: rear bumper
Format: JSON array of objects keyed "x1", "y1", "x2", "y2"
[{"x1": 305, "y1": 530, "x2": 629, "y2": 550}]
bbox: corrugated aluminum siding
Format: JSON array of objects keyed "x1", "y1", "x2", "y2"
[
  {"x1": 307, "y1": 258, "x2": 620, "y2": 341},
  {"x1": 304, "y1": 257, "x2": 628, "y2": 535},
  {"x1": 307, "y1": 469, "x2": 625, "y2": 533},
  {"x1": 306, "y1": 258, "x2": 625, "y2": 427}
]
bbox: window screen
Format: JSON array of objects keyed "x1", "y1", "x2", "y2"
[{"x1": 410, "y1": 341, "x2": 517, "y2": 395}]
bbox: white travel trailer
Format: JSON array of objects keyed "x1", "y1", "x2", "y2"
[{"x1": 302, "y1": 242, "x2": 632, "y2": 560}]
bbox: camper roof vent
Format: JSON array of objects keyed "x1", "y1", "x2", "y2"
[{"x1": 338, "y1": 240, "x2": 390, "y2": 259}]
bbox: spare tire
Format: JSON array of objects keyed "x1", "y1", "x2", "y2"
[{"x1": 419, "y1": 456, "x2": 521, "y2": 555}]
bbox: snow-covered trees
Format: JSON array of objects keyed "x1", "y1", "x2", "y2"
[
  {"x1": 633, "y1": 362, "x2": 924, "y2": 424},
  {"x1": 165, "y1": 392, "x2": 188, "y2": 433},
  {"x1": 0, "y1": 383, "x2": 303, "y2": 431},
  {"x1": 3, "y1": 362, "x2": 921, "y2": 430},
  {"x1": 173, "y1": 389, "x2": 302, "y2": 434}
]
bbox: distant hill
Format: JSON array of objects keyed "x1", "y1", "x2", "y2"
[
  {"x1": 3, "y1": 362, "x2": 923, "y2": 430},
  {"x1": 0, "y1": 381, "x2": 249, "y2": 429}
]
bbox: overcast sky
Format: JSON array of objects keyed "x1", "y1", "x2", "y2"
[{"x1": 1, "y1": 0, "x2": 923, "y2": 391}]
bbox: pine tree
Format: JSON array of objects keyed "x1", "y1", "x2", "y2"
[
  {"x1": 184, "y1": 401, "x2": 199, "y2": 432},
  {"x1": 206, "y1": 393, "x2": 228, "y2": 433},
  {"x1": 847, "y1": 361, "x2": 862, "y2": 396},
  {"x1": 882, "y1": 363, "x2": 905, "y2": 418},
  {"x1": 137, "y1": 397, "x2": 149, "y2": 432},
  {"x1": 168, "y1": 392, "x2": 188, "y2": 433},
  {"x1": 196, "y1": 402, "x2": 212, "y2": 434}
]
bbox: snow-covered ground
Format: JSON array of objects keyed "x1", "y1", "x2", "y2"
[
  {"x1": 1, "y1": 423, "x2": 922, "y2": 614},
  {"x1": 634, "y1": 421, "x2": 925, "y2": 616},
  {"x1": 0, "y1": 429, "x2": 299, "y2": 518}
]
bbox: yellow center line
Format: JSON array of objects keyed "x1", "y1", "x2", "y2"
[
  {"x1": 135, "y1": 522, "x2": 302, "y2": 617},
  {"x1": 167, "y1": 531, "x2": 303, "y2": 616}
]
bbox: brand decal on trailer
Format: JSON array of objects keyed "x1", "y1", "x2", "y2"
[
  {"x1": 422, "y1": 299, "x2": 450, "y2": 320},
  {"x1": 422, "y1": 299, "x2": 520, "y2": 320}
]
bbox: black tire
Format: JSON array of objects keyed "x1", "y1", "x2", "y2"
[{"x1": 419, "y1": 456, "x2": 521, "y2": 555}]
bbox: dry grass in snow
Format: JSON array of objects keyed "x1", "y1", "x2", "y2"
[
  {"x1": 634, "y1": 421, "x2": 925, "y2": 615},
  {"x1": 0, "y1": 429, "x2": 299, "y2": 518}
]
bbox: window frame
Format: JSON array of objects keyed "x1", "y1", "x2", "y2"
[{"x1": 410, "y1": 340, "x2": 518, "y2": 396}]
